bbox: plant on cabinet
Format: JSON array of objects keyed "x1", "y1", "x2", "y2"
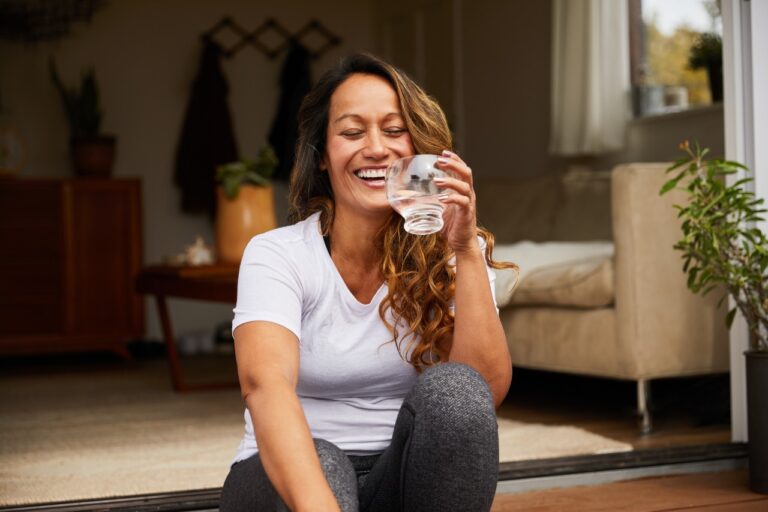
[{"x1": 50, "y1": 59, "x2": 116, "y2": 177}]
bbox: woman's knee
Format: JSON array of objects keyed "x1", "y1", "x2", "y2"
[
  {"x1": 313, "y1": 438, "x2": 354, "y2": 475},
  {"x1": 220, "y1": 454, "x2": 289, "y2": 512},
  {"x1": 408, "y1": 362, "x2": 496, "y2": 433},
  {"x1": 220, "y1": 441, "x2": 358, "y2": 512},
  {"x1": 416, "y1": 362, "x2": 494, "y2": 407},
  {"x1": 399, "y1": 363, "x2": 499, "y2": 505},
  {"x1": 313, "y1": 439, "x2": 359, "y2": 512}
]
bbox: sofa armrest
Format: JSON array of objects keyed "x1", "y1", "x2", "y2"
[{"x1": 611, "y1": 163, "x2": 729, "y2": 378}]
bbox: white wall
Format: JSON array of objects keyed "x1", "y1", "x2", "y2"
[
  {"x1": 461, "y1": 0, "x2": 559, "y2": 177},
  {"x1": 0, "y1": 0, "x2": 375, "y2": 341}
]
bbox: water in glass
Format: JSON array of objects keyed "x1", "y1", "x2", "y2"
[{"x1": 386, "y1": 155, "x2": 449, "y2": 235}]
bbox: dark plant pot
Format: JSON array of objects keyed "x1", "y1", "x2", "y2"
[
  {"x1": 746, "y1": 350, "x2": 768, "y2": 494},
  {"x1": 707, "y1": 61, "x2": 723, "y2": 103},
  {"x1": 71, "y1": 135, "x2": 116, "y2": 177}
]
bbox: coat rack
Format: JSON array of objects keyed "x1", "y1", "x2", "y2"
[{"x1": 201, "y1": 17, "x2": 341, "y2": 60}]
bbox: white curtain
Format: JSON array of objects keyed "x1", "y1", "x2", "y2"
[{"x1": 550, "y1": 0, "x2": 630, "y2": 155}]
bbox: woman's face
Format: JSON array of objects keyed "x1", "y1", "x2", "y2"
[{"x1": 323, "y1": 73, "x2": 414, "y2": 220}]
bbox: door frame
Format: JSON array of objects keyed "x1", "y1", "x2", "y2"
[{"x1": 723, "y1": 0, "x2": 768, "y2": 443}]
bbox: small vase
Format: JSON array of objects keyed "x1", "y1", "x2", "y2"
[
  {"x1": 746, "y1": 350, "x2": 768, "y2": 494},
  {"x1": 216, "y1": 185, "x2": 277, "y2": 265},
  {"x1": 71, "y1": 135, "x2": 116, "y2": 177}
]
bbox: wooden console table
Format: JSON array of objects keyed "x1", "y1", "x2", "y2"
[{"x1": 135, "y1": 264, "x2": 239, "y2": 392}]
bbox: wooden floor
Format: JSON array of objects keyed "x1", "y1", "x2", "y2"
[
  {"x1": 497, "y1": 368, "x2": 731, "y2": 450},
  {"x1": 491, "y1": 470, "x2": 768, "y2": 511}
]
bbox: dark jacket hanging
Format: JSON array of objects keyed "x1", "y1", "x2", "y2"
[
  {"x1": 174, "y1": 39, "x2": 239, "y2": 218},
  {"x1": 268, "y1": 42, "x2": 312, "y2": 181}
]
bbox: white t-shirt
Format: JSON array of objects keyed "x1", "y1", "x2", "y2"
[{"x1": 231, "y1": 212, "x2": 497, "y2": 463}]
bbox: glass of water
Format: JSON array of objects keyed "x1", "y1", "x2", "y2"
[{"x1": 386, "y1": 154, "x2": 451, "y2": 235}]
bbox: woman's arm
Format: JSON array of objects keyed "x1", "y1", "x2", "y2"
[
  {"x1": 449, "y1": 243, "x2": 512, "y2": 407},
  {"x1": 435, "y1": 150, "x2": 513, "y2": 407},
  {"x1": 234, "y1": 321, "x2": 340, "y2": 512}
]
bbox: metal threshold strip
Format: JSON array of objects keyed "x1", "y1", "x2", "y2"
[
  {"x1": 497, "y1": 442, "x2": 748, "y2": 480},
  {"x1": 0, "y1": 443, "x2": 748, "y2": 512}
]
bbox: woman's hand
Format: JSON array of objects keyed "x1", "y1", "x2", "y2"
[{"x1": 435, "y1": 149, "x2": 479, "y2": 255}]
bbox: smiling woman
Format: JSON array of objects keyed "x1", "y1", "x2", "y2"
[{"x1": 221, "y1": 53, "x2": 515, "y2": 512}]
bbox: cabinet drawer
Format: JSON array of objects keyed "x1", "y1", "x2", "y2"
[
  {"x1": 0, "y1": 182, "x2": 64, "y2": 336},
  {"x1": 69, "y1": 184, "x2": 141, "y2": 334}
]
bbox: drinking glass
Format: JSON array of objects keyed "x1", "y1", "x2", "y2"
[{"x1": 386, "y1": 154, "x2": 451, "y2": 235}]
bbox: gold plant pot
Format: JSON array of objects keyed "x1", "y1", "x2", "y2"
[{"x1": 216, "y1": 184, "x2": 277, "y2": 265}]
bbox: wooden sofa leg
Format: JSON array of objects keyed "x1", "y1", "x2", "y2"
[{"x1": 637, "y1": 379, "x2": 652, "y2": 435}]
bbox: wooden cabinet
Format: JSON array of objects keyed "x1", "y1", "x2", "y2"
[{"x1": 0, "y1": 178, "x2": 144, "y2": 356}]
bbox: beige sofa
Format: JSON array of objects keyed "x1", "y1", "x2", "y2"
[{"x1": 475, "y1": 163, "x2": 729, "y2": 432}]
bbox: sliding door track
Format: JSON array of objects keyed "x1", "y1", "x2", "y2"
[
  {"x1": 0, "y1": 443, "x2": 748, "y2": 512},
  {"x1": 498, "y1": 442, "x2": 747, "y2": 480}
]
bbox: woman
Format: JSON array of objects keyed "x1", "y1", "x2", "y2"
[{"x1": 221, "y1": 53, "x2": 514, "y2": 512}]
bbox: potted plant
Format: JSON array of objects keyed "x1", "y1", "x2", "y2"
[
  {"x1": 688, "y1": 32, "x2": 723, "y2": 103},
  {"x1": 661, "y1": 141, "x2": 768, "y2": 494},
  {"x1": 215, "y1": 146, "x2": 278, "y2": 264},
  {"x1": 49, "y1": 60, "x2": 116, "y2": 177}
]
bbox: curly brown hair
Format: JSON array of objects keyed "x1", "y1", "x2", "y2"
[{"x1": 289, "y1": 53, "x2": 515, "y2": 371}]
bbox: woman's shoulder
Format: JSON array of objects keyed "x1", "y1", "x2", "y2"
[
  {"x1": 238, "y1": 213, "x2": 326, "y2": 301},
  {"x1": 242, "y1": 213, "x2": 322, "y2": 262}
]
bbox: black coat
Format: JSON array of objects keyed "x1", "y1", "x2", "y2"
[
  {"x1": 174, "y1": 40, "x2": 239, "y2": 217},
  {"x1": 268, "y1": 42, "x2": 312, "y2": 181}
]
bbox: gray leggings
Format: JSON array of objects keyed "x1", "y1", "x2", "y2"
[{"x1": 220, "y1": 363, "x2": 499, "y2": 512}]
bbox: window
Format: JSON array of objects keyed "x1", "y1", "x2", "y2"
[{"x1": 629, "y1": 0, "x2": 723, "y2": 117}]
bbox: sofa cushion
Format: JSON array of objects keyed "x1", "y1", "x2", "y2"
[
  {"x1": 491, "y1": 241, "x2": 614, "y2": 307},
  {"x1": 550, "y1": 166, "x2": 613, "y2": 241},
  {"x1": 512, "y1": 256, "x2": 614, "y2": 307}
]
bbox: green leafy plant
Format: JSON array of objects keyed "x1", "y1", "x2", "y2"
[
  {"x1": 49, "y1": 59, "x2": 103, "y2": 138},
  {"x1": 661, "y1": 141, "x2": 768, "y2": 352},
  {"x1": 688, "y1": 32, "x2": 722, "y2": 70},
  {"x1": 216, "y1": 146, "x2": 278, "y2": 199}
]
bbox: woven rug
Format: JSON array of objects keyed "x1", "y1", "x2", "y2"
[
  {"x1": 0, "y1": 360, "x2": 631, "y2": 506},
  {"x1": 497, "y1": 418, "x2": 631, "y2": 462}
]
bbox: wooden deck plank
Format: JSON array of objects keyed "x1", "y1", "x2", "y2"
[
  {"x1": 687, "y1": 501, "x2": 768, "y2": 512},
  {"x1": 492, "y1": 470, "x2": 768, "y2": 512}
]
